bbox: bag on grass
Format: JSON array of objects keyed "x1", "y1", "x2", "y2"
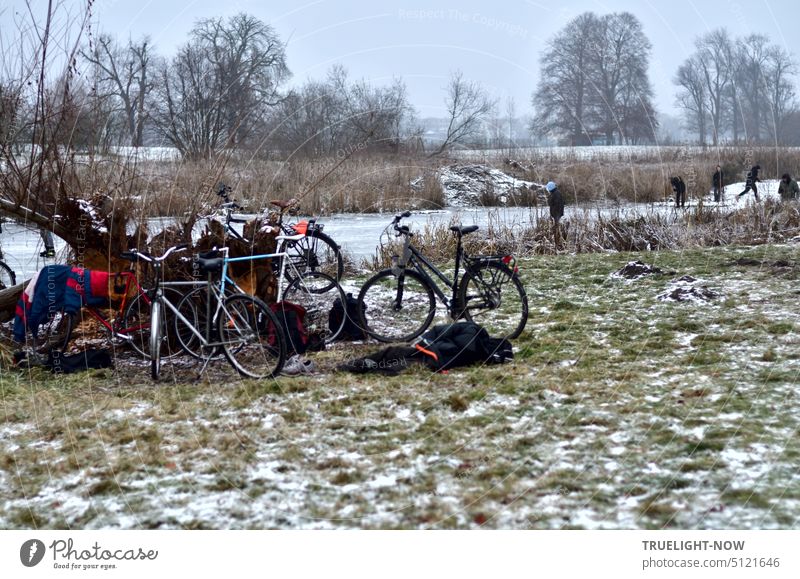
[
  {"x1": 328, "y1": 292, "x2": 367, "y2": 341},
  {"x1": 46, "y1": 348, "x2": 114, "y2": 374}
]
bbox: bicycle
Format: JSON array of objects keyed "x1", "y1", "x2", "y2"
[
  {"x1": 357, "y1": 211, "x2": 529, "y2": 343},
  {"x1": 31, "y1": 249, "x2": 195, "y2": 357},
  {"x1": 124, "y1": 245, "x2": 287, "y2": 380},
  {"x1": 215, "y1": 183, "x2": 344, "y2": 286},
  {"x1": 173, "y1": 241, "x2": 347, "y2": 364}
]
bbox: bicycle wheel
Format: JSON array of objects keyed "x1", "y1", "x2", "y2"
[
  {"x1": 357, "y1": 268, "x2": 436, "y2": 343},
  {"x1": 281, "y1": 231, "x2": 343, "y2": 287},
  {"x1": 32, "y1": 309, "x2": 74, "y2": 353},
  {"x1": 0, "y1": 260, "x2": 16, "y2": 290},
  {"x1": 457, "y1": 262, "x2": 528, "y2": 340},
  {"x1": 283, "y1": 271, "x2": 347, "y2": 345},
  {"x1": 122, "y1": 287, "x2": 185, "y2": 359},
  {"x1": 150, "y1": 300, "x2": 162, "y2": 380},
  {"x1": 218, "y1": 294, "x2": 285, "y2": 379}
]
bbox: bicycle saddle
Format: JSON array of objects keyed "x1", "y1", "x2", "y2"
[
  {"x1": 450, "y1": 225, "x2": 479, "y2": 236},
  {"x1": 197, "y1": 257, "x2": 224, "y2": 274},
  {"x1": 270, "y1": 199, "x2": 293, "y2": 210}
]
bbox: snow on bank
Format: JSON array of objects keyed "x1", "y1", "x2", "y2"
[
  {"x1": 716, "y1": 180, "x2": 782, "y2": 204},
  {"x1": 437, "y1": 164, "x2": 544, "y2": 207}
]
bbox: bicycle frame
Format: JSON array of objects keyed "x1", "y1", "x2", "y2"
[
  {"x1": 159, "y1": 281, "x2": 231, "y2": 349},
  {"x1": 394, "y1": 233, "x2": 478, "y2": 316},
  {"x1": 77, "y1": 271, "x2": 152, "y2": 342},
  {"x1": 172, "y1": 243, "x2": 298, "y2": 352},
  {"x1": 214, "y1": 241, "x2": 311, "y2": 303},
  {"x1": 392, "y1": 219, "x2": 515, "y2": 319}
]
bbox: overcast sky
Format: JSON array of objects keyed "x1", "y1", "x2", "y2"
[{"x1": 5, "y1": 0, "x2": 798, "y2": 118}]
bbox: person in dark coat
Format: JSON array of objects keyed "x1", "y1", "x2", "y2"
[
  {"x1": 778, "y1": 173, "x2": 800, "y2": 201},
  {"x1": 712, "y1": 165, "x2": 724, "y2": 202},
  {"x1": 546, "y1": 181, "x2": 564, "y2": 247},
  {"x1": 738, "y1": 164, "x2": 761, "y2": 201},
  {"x1": 670, "y1": 176, "x2": 686, "y2": 208}
]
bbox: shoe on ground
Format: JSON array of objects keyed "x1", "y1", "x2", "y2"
[{"x1": 282, "y1": 355, "x2": 316, "y2": 376}]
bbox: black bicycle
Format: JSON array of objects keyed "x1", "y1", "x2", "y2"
[
  {"x1": 215, "y1": 184, "x2": 344, "y2": 286},
  {"x1": 357, "y1": 211, "x2": 528, "y2": 342}
]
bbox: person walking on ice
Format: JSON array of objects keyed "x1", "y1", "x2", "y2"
[
  {"x1": 712, "y1": 165, "x2": 724, "y2": 202},
  {"x1": 738, "y1": 164, "x2": 761, "y2": 201},
  {"x1": 546, "y1": 181, "x2": 564, "y2": 248},
  {"x1": 670, "y1": 176, "x2": 686, "y2": 208}
]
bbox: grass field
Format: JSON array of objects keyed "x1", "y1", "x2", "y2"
[{"x1": 1, "y1": 243, "x2": 799, "y2": 529}]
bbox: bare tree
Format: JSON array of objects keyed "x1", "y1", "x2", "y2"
[
  {"x1": 532, "y1": 12, "x2": 600, "y2": 145},
  {"x1": 81, "y1": 34, "x2": 153, "y2": 147},
  {"x1": 505, "y1": 96, "x2": 516, "y2": 147},
  {"x1": 270, "y1": 65, "x2": 416, "y2": 157},
  {"x1": 674, "y1": 57, "x2": 708, "y2": 144},
  {"x1": 589, "y1": 12, "x2": 657, "y2": 145},
  {"x1": 735, "y1": 34, "x2": 771, "y2": 142},
  {"x1": 693, "y1": 29, "x2": 734, "y2": 146},
  {"x1": 763, "y1": 45, "x2": 798, "y2": 143},
  {"x1": 532, "y1": 12, "x2": 657, "y2": 145},
  {"x1": 152, "y1": 13, "x2": 289, "y2": 159},
  {"x1": 675, "y1": 30, "x2": 798, "y2": 145},
  {"x1": 429, "y1": 70, "x2": 496, "y2": 157}
]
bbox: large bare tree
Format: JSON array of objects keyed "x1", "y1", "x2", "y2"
[
  {"x1": 763, "y1": 45, "x2": 798, "y2": 143},
  {"x1": 152, "y1": 13, "x2": 290, "y2": 159},
  {"x1": 532, "y1": 12, "x2": 600, "y2": 145},
  {"x1": 532, "y1": 12, "x2": 657, "y2": 145},
  {"x1": 695, "y1": 29, "x2": 734, "y2": 146},
  {"x1": 674, "y1": 30, "x2": 797, "y2": 145}
]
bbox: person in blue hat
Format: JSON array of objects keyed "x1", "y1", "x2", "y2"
[{"x1": 546, "y1": 181, "x2": 564, "y2": 247}]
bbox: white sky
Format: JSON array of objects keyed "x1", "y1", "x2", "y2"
[{"x1": 2, "y1": 0, "x2": 798, "y2": 118}]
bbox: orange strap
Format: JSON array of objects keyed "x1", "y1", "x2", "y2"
[{"x1": 414, "y1": 343, "x2": 438, "y2": 361}]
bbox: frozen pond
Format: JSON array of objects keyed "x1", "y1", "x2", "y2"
[
  {"x1": 0, "y1": 221, "x2": 68, "y2": 283},
  {"x1": 0, "y1": 179, "x2": 776, "y2": 281}
]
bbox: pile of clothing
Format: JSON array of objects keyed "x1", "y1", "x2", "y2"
[
  {"x1": 14, "y1": 265, "x2": 112, "y2": 343},
  {"x1": 338, "y1": 322, "x2": 513, "y2": 375}
]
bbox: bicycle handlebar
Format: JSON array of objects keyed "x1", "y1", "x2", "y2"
[
  {"x1": 121, "y1": 244, "x2": 188, "y2": 263},
  {"x1": 390, "y1": 211, "x2": 413, "y2": 236}
]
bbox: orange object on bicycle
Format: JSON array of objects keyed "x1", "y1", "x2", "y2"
[{"x1": 292, "y1": 220, "x2": 309, "y2": 235}]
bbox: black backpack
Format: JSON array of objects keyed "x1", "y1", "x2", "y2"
[
  {"x1": 47, "y1": 348, "x2": 114, "y2": 374},
  {"x1": 329, "y1": 292, "x2": 367, "y2": 341}
]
